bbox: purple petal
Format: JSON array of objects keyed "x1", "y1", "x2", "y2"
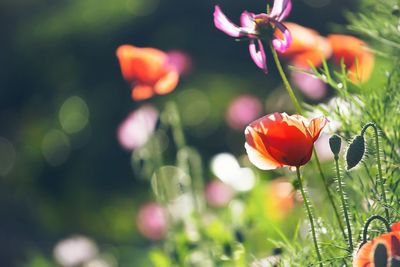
[
  {"x1": 214, "y1": 5, "x2": 243, "y2": 37},
  {"x1": 249, "y1": 39, "x2": 268, "y2": 73},
  {"x1": 270, "y1": 0, "x2": 292, "y2": 21},
  {"x1": 272, "y1": 21, "x2": 292, "y2": 53},
  {"x1": 240, "y1": 11, "x2": 256, "y2": 28}
]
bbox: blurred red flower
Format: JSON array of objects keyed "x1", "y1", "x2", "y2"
[
  {"x1": 244, "y1": 113, "x2": 327, "y2": 170},
  {"x1": 116, "y1": 45, "x2": 179, "y2": 101},
  {"x1": 353, "y1": 222, "x2": 400, "y2": 266},
  {"x1": 327, "y1": 34, "x2": 374, "y2": 84},
  {"x1": 279, "y1": 22, "x2": 332, "y2": 68}
]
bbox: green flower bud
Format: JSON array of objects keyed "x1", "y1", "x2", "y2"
[
  {"x1": 329, "y1": 135, "x2": 342, "y2": 157},
  {"x1": 346, "y1": 135, "x2": 365, "y2": 170}
]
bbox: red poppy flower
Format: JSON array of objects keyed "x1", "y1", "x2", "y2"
[
  {"x1": 278, "y1": 22, "x2": 332, "y2": 68},
  {"x1": 327, "y1": 34, "x2": 374, "y2": 84},
  {"x1": 353, "y1": 222, "x2": 400, "y2": 267},
  {"x1": 116, "y1": 45, "x2": 179, "y2": 101},
  {"x1": 244, "y1": 113, "x2": 328, "y2": 170}
]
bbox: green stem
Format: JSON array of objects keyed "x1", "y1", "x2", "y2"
[
  {"x1": 334, "y1": 156, "x2": 353, "y2": 251},
  {"x1": 361, "y1": 123, "x2": 390, "y2": 221},
  {"x1": 270, "y1": 43, "x2": 345, "y2": 237},
  {"x1": 270, "y1": 43, "x2": 302, "y2": 114},
  {"x1": 296, "y1": 167, "x2": 323, "y2": 266}
]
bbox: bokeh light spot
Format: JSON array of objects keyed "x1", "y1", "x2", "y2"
[
  {"x1": 126, "y1": 0, "x2": 159, "y2": 16},
  {"x1": 178, "y1": 89, "x2": 211, "y2": 127},
  {"x1": 42, "y1": 129, "x2": 71, "y2": 166},
  {"x1": 0, "y1": 137, "x2": 16, "y2": 176},
  {"x1": 59, "y1": 96, "x2": 90, "y2": 134}
]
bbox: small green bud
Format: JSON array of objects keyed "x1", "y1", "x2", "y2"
[
  {"x1": 329, "y1": 135, "x2": 342, "y2": 157},
  {"x1": 346, "y1": 135, "x2": 365, "y2": 170}
]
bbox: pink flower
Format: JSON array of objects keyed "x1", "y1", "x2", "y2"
[
  {"x1": 226, "y1": 95, "x2": 262, "y2": 130},
  {"x1": 167, "y1": 50, "x2": 192, "y2": 76},
  {"x1": 213, "y1": 0, "x2": 292, "y2": 73},
  {"x1": 136, "y1": 202, "x2": 167, "y2": 240},
  {"x1": 290, "y1": 71, "x2": 327, "y2": 100},
  {"x1": 205, "y1": 180, "x2": 235, "y2": 208},
  {"x1": 117, "y1": 105, "x2": 158, "y2": 150}
]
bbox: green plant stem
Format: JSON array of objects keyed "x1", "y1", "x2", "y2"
[
  {"x1": 270, "y1": 43, "x2": 346, "y2": 237},
  {"x1": 270, "y1": 43, "x2": 302, "y2": 114},
  {"x1": 334, "y1": 156, "x2": 353, "y2": 252},
  {"x1": 361, "y1": 123, "x2": 390, "y2": 221},
  {"x1": 296, "y1": 167, "x2": 322, "y2": 266}
]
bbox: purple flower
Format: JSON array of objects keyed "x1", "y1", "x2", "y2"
[{"x1": 213, "y1": 0, "x2": 292, "y2": 73}]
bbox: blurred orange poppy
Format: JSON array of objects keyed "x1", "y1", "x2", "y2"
[
  {"x1": 264, "y1": 177, "x2": 297, "y2": 220},
  {"x1": 116, "y1": 45, "x2": 179, "y2": 101},
  {"x1": 278, "y1": 22, "x2": 332, "y2": 68},
  {"x1": 244, "y1": 113, "x2": 328, "y2": 170},
  {"x1": 353, "y1": 222, "x2": 400, "y2": 267},
  {"x1": 327, "y1": 34, "x2": 374, "y2": 84}
]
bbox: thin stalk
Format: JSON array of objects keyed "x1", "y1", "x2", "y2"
[
  {"x1": 296, "y1": 167, "x2": 322, "y2": 266},
  {"x1": 270, "y1": 43, "x2": 302, "y2": 114},
  {"x1": 361, "y1": 123, "x2": 390, "y2": 221},
  {"x1": 270, "y1": 43, "x2": 345, "y2": 237},
  {"x1": 334, "y1": 156, "x2": 353, "y2": 251}
]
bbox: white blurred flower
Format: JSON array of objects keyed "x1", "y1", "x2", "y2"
[
  {"x1": 210, "y1": 153, "x2": 256, "y2": 192},
  {"x1": 53, "y1": 235, "x2": 98, "y2": 267}
]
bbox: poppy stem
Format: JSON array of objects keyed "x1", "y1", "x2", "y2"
[
  {"x1": 334, "y1": 155, "x2": 353, "y2": 252},
  {"x1": 270, "y1": 43, "x2": 346, "y2": 238},
  {"x1": 361, "y1": 122, "x2": 390, "y2": 221},
  {"x1": 295, "y1": 167, "x2": 323, "y2": 266}
]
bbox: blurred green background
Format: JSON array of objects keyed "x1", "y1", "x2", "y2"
[{"x1": 0, "y1": 0, "x2": 356, "y2": 266}]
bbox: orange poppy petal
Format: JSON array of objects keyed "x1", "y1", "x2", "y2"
[
  {"x1": 131, "y1": 85, "x2": 154, "y2": 101},
  {"x1": 354, "y1": 232, "x2": 400, "y2": 267},
  {"x1": 244, "y1": 142, "x2": 283, "y2": 170},
  {"x1": 279, "y1": 22, "x2": 320, "y2": 56},
  {"x1": 245, "y1": 126, "x2": 283, "y2": 170},
  {"x1": 308, "y1": 117, "x2": 328, "y2": 141},
  {"x1": 154, "y1": 70, "x2": 179, "y2": 95},
  {"x1": 116, "y1": 45, "x2": 167, "y2": 84},
  {"x1": 327, "y1": 34, "x2": 374, "y2": 84}
]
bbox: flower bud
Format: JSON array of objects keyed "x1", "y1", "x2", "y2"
[
  {"x1": 346, "y1": 135, "x2": 365, "y2": 170},
  {"x1": 329, "y1": 135, "x2": 342, "y2": 157}
]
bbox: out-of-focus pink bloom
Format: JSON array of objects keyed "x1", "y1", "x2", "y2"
[
  {"x1": 167, "y1": 50, "x2": 192, "y2": 76},
  {"x1": 205, "y1": 180, "x2": 234, "y2": 208},
  {"x1": 213, "y1": 0, "x2": 292, "y2": 73},
  {"x1": 290, "y1": 71, "x2": 327, "y2": 100},
  {"x1": 226, "y1": 95, "x2": 262, "y2": 130},
  {"x1": 136, "y1": 202, "x2": 167, "y2": 240},
  {"x1": 117, "y1": 105, "x2": 158, "y2": 150}
]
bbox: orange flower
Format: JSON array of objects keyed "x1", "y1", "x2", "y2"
[
  {"x1": 353, "y1": 222, "x2": 400, "y2": 267},
  {"x1": 116, "y1": 45, "x2": 179, "y2": 101},
  {"x1": 244, "y1": 113, "x2": 328, "y2": 170},
  {"x1": 327, "y1": 34, "x2": 374, "y2": 84},
  {"x1": 278, "y1": 22, "x2": 332, "y2": 68}
]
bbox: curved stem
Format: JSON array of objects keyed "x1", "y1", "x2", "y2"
[
  {"x1": 361, "y1": 215, "x2": 391, "y2": 247},
  {"x1": 361, "y1": 123, "x2": 390, "y2": 221},
  {"x1": 334, "y1": 156, "x2": 353, "y2": 251},
  {"x1": 296, "y1": 167, "x2": 323, "y2": 266},
  {"x1": 270, "y1": 43, "x2": 345, "y2": 237}
]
